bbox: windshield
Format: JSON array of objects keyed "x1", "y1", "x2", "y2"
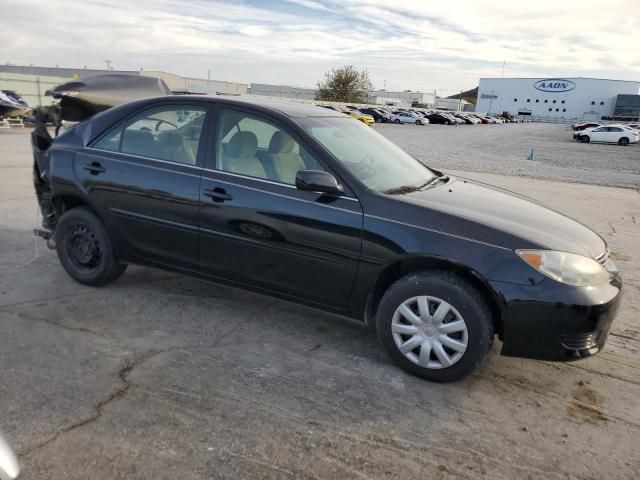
[{"x1": 298, "y1": 117, "x2": 436, "y2": 192}]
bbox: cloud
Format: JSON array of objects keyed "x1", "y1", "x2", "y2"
[
  {"x1": 284, "y1": 0, "x2": 329, "y2": 10},
  {"x1": 239, "y1": 25, "x2": 272, "y2": 37},
  {"x1": 1, "y1": 0, "x2": 638, "y2": 92}
]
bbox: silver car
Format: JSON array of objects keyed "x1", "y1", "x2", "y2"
[
  {"x1": 392, "y1": 111, "x2": 429, "y2": 125},
  {"x1": 0, "y1": 432, "x2": 19, "y2": 480}
]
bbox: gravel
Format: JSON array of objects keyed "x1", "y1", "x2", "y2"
[{"x1": 374, "y1": 122, "x2": 640, "y2": 188}]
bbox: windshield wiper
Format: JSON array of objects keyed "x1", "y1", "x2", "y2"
[
  {"x1": 383, "y1": 185, "x2": 421, "y2": 195},
  {"x1": 415, "y1": 175, "x2": 449, "y2": 190},
  {"x1": 383, "y1": 175, "x2": 449, "y2": 195}
]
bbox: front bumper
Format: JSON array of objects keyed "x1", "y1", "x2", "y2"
[{"x1": 491, "y1": 273, "x2": 622, "y2": 361}]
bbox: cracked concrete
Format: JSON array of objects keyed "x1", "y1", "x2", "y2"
[{"x1": 1, "y1": 128, "x2": 639, "y2": 479}]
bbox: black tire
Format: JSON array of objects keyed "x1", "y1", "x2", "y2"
[
  {"x1": 415, "y1": 120, "x2": 421, "y2": 125},
  {"x1": 394, "y1": 119, "x2": 401, "y2": 124},
  {"x1": 376, "y1": 271, "x2": 493, "y2": 382},
  {"x1": 55, "y1": 207, "x2": 127, "y2": 286},
  {"x1": 582, "y1": 135, "x2": 590, "y2": 143},
  {"x1": 619, "y1": 137, "x2": 629, "y2": 146}
]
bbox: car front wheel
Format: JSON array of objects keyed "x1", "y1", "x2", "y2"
[
  {"x1": 582, "y1": 135, "x2": 590, "y2": 143},
  {"x1": 55, "y1": 207, "x2": 127, "y2": 286},
  {"x1": 376, "y1": 271, "x2": 493, "y2": 382},
  {"x1": 394, "y1": 119, "x2": 400, "y2": 124},
  {"x1": 619, "y1": 137, "x2": 629, "y2": 146}
]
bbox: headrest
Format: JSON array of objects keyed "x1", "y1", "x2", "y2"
[
  {"x1": 269, "y1": 131, "x2": 295, "y2": 154},
  {"x1": 227, "y1": 131, "x2": 258, "y2": 158},
  {"x1": 183, "y1": 125, "x2": 200, "y2": 140},
  {"x1": 123, "y1": 129, "x2": 154, "y2": 147},
  {"x1": 157, "y1": 131, "x2": 183, "y2": 147}
]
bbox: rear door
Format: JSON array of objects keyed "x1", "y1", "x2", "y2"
[
  {"x1": 608, "y1": 127, "x2": 623, "y2": 142},
  {"x1": 197, "y1": 105, "x2": 363, "y2": 308},
  {"x1": 79, "y1": 102, "x2": 209, "y2": 268}
]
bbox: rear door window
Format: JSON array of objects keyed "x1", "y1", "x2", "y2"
[{"x1": 93, "y1": 105, "x2": 207, "y2": 165}]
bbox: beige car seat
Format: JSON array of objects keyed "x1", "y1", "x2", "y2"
[
  {"x1": 223, "y1": 131, "x2": 266, "y2": 178},
  {"x1": 268, "y1": 131, "x2": 306, "y2": 184}
]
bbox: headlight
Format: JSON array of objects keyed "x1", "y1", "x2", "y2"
[{"x1": 516, "y1": 250, "x2": 611, "y2": 287}]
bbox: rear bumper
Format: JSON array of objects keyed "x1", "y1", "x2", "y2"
[{"x1": 491, "y1": 274, "x2": 622, "y2": 361}]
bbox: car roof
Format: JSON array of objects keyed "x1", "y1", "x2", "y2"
[{"x1": 175, "y1": 95, "x2": 344, "y2": 118}]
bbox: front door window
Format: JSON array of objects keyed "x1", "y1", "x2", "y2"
[{"x1": 214, "y1": 109, "x2": 325, "y2": 185}]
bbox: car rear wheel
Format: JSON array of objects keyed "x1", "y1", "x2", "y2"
[
  {"x1": 619, "y1": 137, "x2": 629, "y2": 146},
  {"x1": 376, "y1": 271, "x2": 493, "y2": 382},
  {"x1": 55, "y1": 207, "x2": 127, "y2": 286}
]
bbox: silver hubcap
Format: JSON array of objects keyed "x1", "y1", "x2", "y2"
[{"x1": 391, "y1": 296, "x2": 468, "y2": 369}]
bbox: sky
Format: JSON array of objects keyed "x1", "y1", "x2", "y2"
[{"x1": 2, "y1": 0, "x2": 639, "y2": 94}]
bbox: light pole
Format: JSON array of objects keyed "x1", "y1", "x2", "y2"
[{"x1": 104, "y1": 60, "x2": 112, "y2": 71}]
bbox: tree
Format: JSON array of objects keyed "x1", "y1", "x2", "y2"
[{"x1": 315, "y1": 65, "x2": 373, "y2": 103}]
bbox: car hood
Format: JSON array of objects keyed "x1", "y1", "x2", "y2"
[{"x1": 392, "y1": 177, "x2": 606, "y2": 258}]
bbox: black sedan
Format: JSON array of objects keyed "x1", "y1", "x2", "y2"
[
  {"x1": 32, "y1": 96, "x2": 622, "y2": 382},
  {"x1": 426, "y1": 112, "x2": 454, "y2": 125},
  {"x1": 359, "y1": 107, "x2": 390, "y2": 123}
]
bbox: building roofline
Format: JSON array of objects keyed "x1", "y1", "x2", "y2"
[{"x1": 479, "y1": 77, "x2": 640, "y2": 84}]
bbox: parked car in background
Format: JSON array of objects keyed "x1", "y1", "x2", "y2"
[
  {"x1": 483, "y1": 116, "x2": 500, "y2": 124},
  {"x1": 360, "y1": 107, "x2": 391, "y2": 123},
  {"x1": 392, "y1": 111, "x2": 428, "y2": 125},
  {"x1": 575, "y1": 125, "x2": 639, "y2": 145},
  {"x1": 0, "y1": 431, "x2": 20, "y2": 480},
  {"x1": 572, "y1": 122, "x2": 601, "y2": 131},
  {"x1": 31, "y1": 96, "x2": 622, "y2": 382},
  {"x1": 318, "y1": 105, "x2": 375, "y2": 126},
  {"x1": 463, "y1": 114, "x2": 481, "y2": 124},
  {"x1": 426, "y1": 112, "x2": 454, "y2": 125},
  {"x1": 344, "y1": 108, "x2": 375, "y2": 126}
]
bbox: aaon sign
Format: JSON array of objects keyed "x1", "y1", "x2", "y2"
[{"x1": 534, "y1": 79, "x2": 576, "y2": 92}]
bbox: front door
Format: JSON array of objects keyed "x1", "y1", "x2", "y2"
[
  {"x1": 80, "y1": 103, "x2": 209, "y2": 267},
  {"x1": 589, "y1": 126, "x2": 607, "y2": 142},
  {"x1": 198, "y1": 106, "x2": 363, "y2": 308}
]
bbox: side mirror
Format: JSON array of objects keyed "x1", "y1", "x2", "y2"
[
  {"x1": 0, "y1": 431, "x2": 20, "y2": 480},
  {"x1": 295, "y1": 170, "x2": 344, "y2": 195}
]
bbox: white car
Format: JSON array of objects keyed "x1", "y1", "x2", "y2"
[
  {"x1": 578, "y1": 125, "x2": 639, "y2": 145},
  {"x1": 392, "y1": 111, "x2": 429, "y2": 125}
]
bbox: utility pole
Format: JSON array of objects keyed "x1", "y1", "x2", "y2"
[
  {"x1": 104, "y1": 60, "x2": 112, "y2": 71},
  {"x1": 36, "y1": 77, "x2": 42, "y2": 106}
]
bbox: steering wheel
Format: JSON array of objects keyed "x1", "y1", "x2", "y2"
[{"x1": 152, "y1": 119, "x2": 178, "y2": 131}]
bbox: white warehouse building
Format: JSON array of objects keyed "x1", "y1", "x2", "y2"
[{"x1": 476, "y1": 77, "x2": 640, "y2": 121}]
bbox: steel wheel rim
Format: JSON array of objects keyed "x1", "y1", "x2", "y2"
[
  {"x1": 391, "y1": 296, "x2": 468, "y2": 369},
  {"x1": 65, "y1": 224, "x2": 102, "y2": 274}
]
